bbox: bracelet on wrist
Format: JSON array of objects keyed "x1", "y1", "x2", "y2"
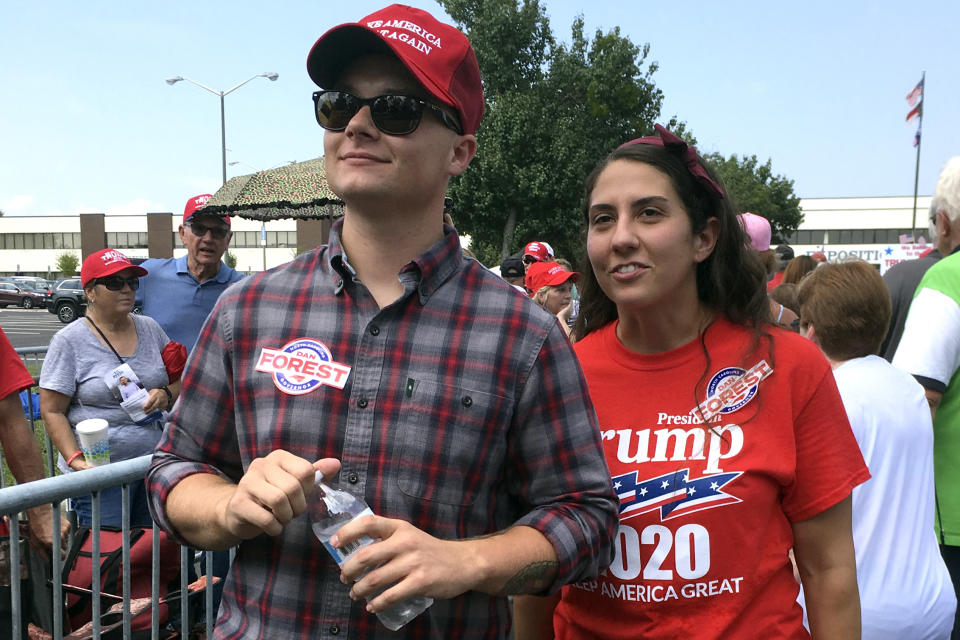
[
  {"x1": 161, "y1": 385, "x2": 173, "y2": 409},
  {"x1": 65, "y1": 450, "x2": 85, "y2": 466}
]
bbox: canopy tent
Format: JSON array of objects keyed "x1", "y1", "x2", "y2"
[{"x1": 203, "y1": 157, "x2": 343, "y2": 222}]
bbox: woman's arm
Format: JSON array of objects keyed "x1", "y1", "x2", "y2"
[
  {"x1": 39, "y1": 388, "x2": 91, "y2": 471},
  {"x1": 513, "y1": 593, "x2": 560, "y2": 640},
  {"x1": 792, "y1": 495, "x2": 860, "y2": 639},
  {"x1": 143, "y1": 378, "x2": 181, "y2": 414}
]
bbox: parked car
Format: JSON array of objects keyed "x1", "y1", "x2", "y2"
[
  {"x1": 0, "y1": 281, "x2": 45, "y2": 309},
  {"x1": 20, "y1": 284, "x2": 50, "y2": 305},
  {"x1": 46, "y1": 278, "x2": 87, "y2": 322}
]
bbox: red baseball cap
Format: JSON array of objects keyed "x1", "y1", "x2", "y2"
[
  {"x1": 523, "y1": 242, "x2": 550, "y2": 262},
  {"x1": 525, "y1": 261, "x2": 579, "y2": 295},
  {"x1": 81, "y1": 249, "x2": 148, "y2": 288},
  {"x1": 183, "y1": 194, "x2": 229, "y2": 226},
  {"x1": 306, "y1": 4, "x2": 484, "y2": 135}
]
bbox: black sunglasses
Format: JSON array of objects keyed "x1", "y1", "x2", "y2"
[
  {"x1": 187, "y1": 222, "x2": 230, "y2": 240},
  {"x1": 95, "y1": 276, "x2": 139, "y2": 291},
  {"x1": 312, "y1": 90, "x2": 463, "y2": 136}
]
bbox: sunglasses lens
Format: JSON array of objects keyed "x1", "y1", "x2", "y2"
[
  {"x1": 190, "y1": 224, "x2": 228, "y2": 239},
  {"x1": 314, "y1": 92, "x2": 423, "y2": 135},
  {"x1": 371, "y1": 95, "x2": 421, "y2": 135},
  {"x1": 102, "y1": 277, "x2": 138, "y2": 291},
  {"x1": 316, "y1": 92, "x2": 358, "y2": 131}
]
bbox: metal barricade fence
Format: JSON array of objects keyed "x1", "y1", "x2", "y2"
[
  {"x1": 1, "y1": 347, "x2": 220, "y2": 639},
  {"x1": 0, "y1": 456, "x2": 218, "y2": 640}
]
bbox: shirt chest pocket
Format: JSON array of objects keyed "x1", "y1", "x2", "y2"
[{"x1": 397, "y1": 381, "x2": 510, "y2": 506}]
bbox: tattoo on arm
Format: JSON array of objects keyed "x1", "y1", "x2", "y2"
[{"x1": 497, "y1": 560, "x2": 558, "y2": 596}]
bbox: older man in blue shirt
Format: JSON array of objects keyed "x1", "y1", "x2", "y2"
[
  {"x1": 137, "y1": 194, "x2": 245, "y2": 353},
  {"x1": 138, "y1": 193, "x2": 245, "y2": 615}
]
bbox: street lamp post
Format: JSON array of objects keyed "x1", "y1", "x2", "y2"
[{"x1": 165, "y1": 72, "x2": 279, "y2": 185}]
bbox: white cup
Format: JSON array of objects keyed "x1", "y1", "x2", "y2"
[{"x1": 75, "y1": 418, "x2": 110, "y2": 466}]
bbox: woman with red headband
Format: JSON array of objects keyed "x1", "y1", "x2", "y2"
[{"x1": 514, "y1": 126, "x2": 869, "y2": 639}]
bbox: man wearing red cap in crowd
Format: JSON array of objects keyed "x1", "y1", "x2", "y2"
[
  {"x1": 522, "y1": 240, "x2": 551, "y2": 265},
  {"x1": 136, "y1": 194, "x2": 244, "y2": 353},
  {"x1": 147, "y1": 5, "x2": 616, "y2": 639}
]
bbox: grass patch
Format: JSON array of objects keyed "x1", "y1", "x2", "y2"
[{"x1": 1, "y1": 385, "x2": 60, "y2": 488}]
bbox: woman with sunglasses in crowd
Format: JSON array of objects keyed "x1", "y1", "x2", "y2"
[
  {"x1": 514, "y1": 126, "x2": 870, "y2": 639},
  {"x1": 40, "y1": 249, "x2": 182, "y2": 527}
]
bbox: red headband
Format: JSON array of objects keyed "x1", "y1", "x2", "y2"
[{"x1": 619, "y1": 124, "x2": 725, "y2": 200}]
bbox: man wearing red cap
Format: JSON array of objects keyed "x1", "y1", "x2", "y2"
[
  {"x1": 147, "y1": 5, "x2": 616, "y2": 638},
  {"x1": 136, "y1": 194, "x2": 244, "y2": 353},
  {"x1": 522, "y1": 240, "x2": 551, "y2": 265}
]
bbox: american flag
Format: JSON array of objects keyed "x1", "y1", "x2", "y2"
[
  {"x1": 906, "y1": 79, "x2": 923, "y2": 106},
  {"x1": 906, "y1": 77, "x2": 924, "y2": 144}
]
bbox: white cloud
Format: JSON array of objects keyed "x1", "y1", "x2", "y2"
[{"x1": 2, "y1": 194, "x2": 34, "y2": 212}]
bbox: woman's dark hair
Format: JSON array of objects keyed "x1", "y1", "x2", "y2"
[{"x1": 573, "y1": 142, "x2": 770, "y2": 341}]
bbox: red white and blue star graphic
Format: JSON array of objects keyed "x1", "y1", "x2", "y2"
[{"x1": 613, "y1": 468, "x2": 742, "y2": 522}]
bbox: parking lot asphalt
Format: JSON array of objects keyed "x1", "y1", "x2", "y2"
[{"x1": 0, "y1": 307, "x2": 66, "y2": 349}]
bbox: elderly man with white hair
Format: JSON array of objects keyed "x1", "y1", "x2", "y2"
[{"x1": 893, "y1": 155, "x2": 960, "y2": 637}]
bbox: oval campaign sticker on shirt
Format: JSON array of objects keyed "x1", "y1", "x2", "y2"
[{"x1": 255, "y1": 338, "x2": 352, "y2": 395}]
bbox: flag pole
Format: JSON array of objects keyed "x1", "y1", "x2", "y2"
[{"x1": 911, "y1": 71, "x2": 925, "y2": 238}]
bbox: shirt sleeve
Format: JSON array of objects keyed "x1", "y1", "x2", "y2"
[
  {"x1": 782, "y1": 360, "x2": 871, "y2": 522},
  {"x1": 0, "y1": 328, "x2": 34, "y2": 399},
  {"x1": 508, "y1": 319, "x2": 619, "y2": 593},
  {"x1": 147, "y1": 298, "x2": 242, "y2": 543},
  {"x1": 38, "y1": 330, "x2": 78, "y2": 399},
  {"x1": 893, "y1": 286, "x2": 960, "y2": 392}
]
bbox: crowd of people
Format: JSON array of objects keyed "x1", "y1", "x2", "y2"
[{"x1": 2, "y1": 4, "x2": 959, "y2": 639}]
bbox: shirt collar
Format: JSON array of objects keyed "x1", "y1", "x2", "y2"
[
  {"x1": 174, "y1": 254, "x2": 231, "y2": 283},
  {"x1": 327, "y1": 218, "x2": 463, "y2": 303}
]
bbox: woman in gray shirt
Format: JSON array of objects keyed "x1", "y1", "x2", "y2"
[{"x1": 40, "y1": 249, "x2": 180, "y2": 526}]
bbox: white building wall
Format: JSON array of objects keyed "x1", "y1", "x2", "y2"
[
  {"x1": 0, "y1": 195, "x2": 937, "y2": 275},
  {"x1": 0, "y1": 214, "x2": 300, "y2": 276},
  {"x1": 794, "y1": 196, "x2": 934, "y2": 273}
]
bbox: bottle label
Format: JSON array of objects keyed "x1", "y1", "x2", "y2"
[{"x1": 323, "y1": 507, "x2": 375, "y2": 566}]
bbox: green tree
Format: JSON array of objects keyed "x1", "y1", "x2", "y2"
[
  {"x1": 440, "y1": 0, "x2": 675, "y2": 266},
  {"x1": 224, "y1": 250, "x2": 238, "y2": 269},
  {"x1": 704, "y1": 153, "x2": 803, "y2": 244},
  {"x1": 56, "y1": 251, "x2": 79, "y2": 276}
]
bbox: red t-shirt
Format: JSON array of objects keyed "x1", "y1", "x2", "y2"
[
  {"x1": 1, "y1": 327, "x2": 35, "y2": 537},
  {"x1": 555, "y1": 317, "x2": 869, "y2": 639},
  {"x1": 0, "y1": 327, "x2": 33, "y2": 401},
  {"x1": 767, "y1": 271, "x2": 784, "y2": 292}
]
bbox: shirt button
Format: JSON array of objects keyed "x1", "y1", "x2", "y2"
[
  {"x1": 462, "y1": 395, "x2": 473, "y2": 407},
  {"x1": 347, "y1": 472, "x2": 359, "y2": 484},
  {"x1": 357, "y1": 397, "x2": 368, "y2": 408},
  {"x1": 329, "y1": 624, "x2": 340, "y2": 635},
  {"x1": 369, "y1": 325, "x2": 380, "y2": 336}
]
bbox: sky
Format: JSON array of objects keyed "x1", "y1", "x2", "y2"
[{"x1": 1, "y1": 1, "x2": 957, "y2": 218}]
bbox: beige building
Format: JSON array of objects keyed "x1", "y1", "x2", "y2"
[{"x1": 0, "y1": 195, "x2": 934, "y2": 278}]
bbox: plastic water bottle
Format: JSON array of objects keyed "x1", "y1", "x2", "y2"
[{"x1": 309, "y1": 471, "x2": 434, "y2": 630}]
